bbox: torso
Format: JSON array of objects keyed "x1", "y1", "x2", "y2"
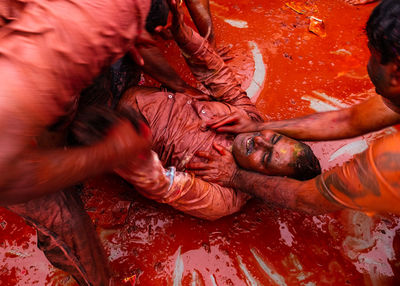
[{"x1": 134, "y1": 89, "x2": 235, "y2": 170}]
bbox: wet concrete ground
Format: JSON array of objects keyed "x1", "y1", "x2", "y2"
[{"x1": 1, "y1": 0, "x2": 400, "y2": 285}]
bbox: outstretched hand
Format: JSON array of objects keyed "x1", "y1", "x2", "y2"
[
  {"x1": 186, "y1": 143, "x2": 238, "y2": 187},
  {"x1": 206, "y1": 112, "x2": 260, "y2": 133}
]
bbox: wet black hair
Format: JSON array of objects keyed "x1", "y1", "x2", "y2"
[
  {"x1": 366, "y1": 0, "x2": 400, "y2": 64},
  {"x1": 68, "y1": 105, "x2": 148, "y2": 146},
  {"x1": 146, "y1": 0, "x2": 169, "y2": 33},
  {"x1": 291, "y1": 143, "x2": 321, "y2": 181}
]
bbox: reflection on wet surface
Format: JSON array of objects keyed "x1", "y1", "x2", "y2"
[{"x1": 1, "y1": 0, "x2": 400, "y2": 285}]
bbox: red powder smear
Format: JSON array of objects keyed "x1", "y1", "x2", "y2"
[{"x1": 2, "y1": 0, "x2": 400, "y2": 285}]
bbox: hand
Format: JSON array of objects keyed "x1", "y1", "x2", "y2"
[
  {"x1": 216, "y1": 44, "x2": 234, "y2": 62},
  {"x1": 186, "y1": 143, "x2": 239, "y2": 187},
  {"x1": 129, "y1": 33, "x2": 157, "y2": 66},
  {"x1": 154, "y1": 0, "x2": 185, "y2": 39},
  {"x1": 206, "y1": 112, "x2": 259, "y2": 133},
  {"x1": 103, "y1": 118, "x2": 152, "y2": 170}
]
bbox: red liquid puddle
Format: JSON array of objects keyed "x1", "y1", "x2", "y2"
[{"x1": 1, "y1": 0, "x2": 400, "y2": 285}]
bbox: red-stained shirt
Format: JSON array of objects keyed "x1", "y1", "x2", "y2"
[
  {"x1": 0, "y1": 0, "x2": 150, "y2": 134},
  {"x1": 117, "y1": 29, "x2": 263, "y2": 220}
]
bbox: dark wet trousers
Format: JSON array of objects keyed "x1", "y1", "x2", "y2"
[{"x1": 7, "y1": 188, "x2": 111, "y2": 286}]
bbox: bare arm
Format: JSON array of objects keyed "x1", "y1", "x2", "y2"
[
  {"x1": 187, "y1": 143, "x2": 341, "y2": 214},
  {"x1": 261, "y1": 94, "x2": 400, "y2": 140},
  {"x1": 135, "y1": 31, "x2": 191, "y2": 93},
  {"x1": 0, "y1": 112, "x2": 149, "y2": 206},
  {"x1": 231, "y1": 169, "x2": 342, "y2": 215},
  {"x1": 210, "y1": 94, "x2": 400, "y2": 140},
  {"x1": 190, "y1": 132, "x2": 400, "y2": 215}
]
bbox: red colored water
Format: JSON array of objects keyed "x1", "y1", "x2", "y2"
[{"x1": 1, "y1": 0, "x2": 400, "y2": 285}]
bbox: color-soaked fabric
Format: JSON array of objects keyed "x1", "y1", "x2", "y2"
[
  {"x1": 0, "y1": 0, "x2": 25, "y2": 25},
  {"x1": 118, "y1": 29, "x2": 262, "y2": 220},
  {"x1": 117, "y1": 151, "x2": 248, "y2": 221},
  {"x1": 7, "y1": 188, "x2": 110, "y2": 286},
  {"x1": 1, "y1": 1, "x2": 151, "y2": 285},
  {"x1": 0, "y1": 0, "x2": 150, "y2": 133},
  {"x1": 317, "y1": 132, "x2": 400, "y2": 213}
]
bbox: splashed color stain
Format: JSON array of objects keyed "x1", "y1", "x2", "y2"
[
  {"x1": 173, "y1": 246, "x2": 184, "y2": 286},
  {"x1": 224, "y1": 19, "x2": 248, "y2": 28},
  {"x1": 246, "y1": 41, "x2": 266, "y2": 101},
  {"x1": 237, "y1": 255, "x2": 258, "y2": 286},
  {"x1": 250, "y1": 248, "x2": 287, "y2": 286},
  {"x1": 329, "y1": 140, "x2": 368, "y2": 162}
]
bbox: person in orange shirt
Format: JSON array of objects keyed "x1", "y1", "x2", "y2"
[{"x1": 188, "y1": 0, "x2": 400, "y2": 215}]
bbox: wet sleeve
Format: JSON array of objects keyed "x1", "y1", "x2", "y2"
[
  {"x1": 116, "y1": 151, "x2": 250, "y2": 220},
  {"x1": 315, "y1": 132, "x2": 400, "y2": 214},
  {"x1": 176, "y1": 28, "x2": 263, "y2": 121}
]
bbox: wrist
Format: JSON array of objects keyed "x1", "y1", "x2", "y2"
[{"x1": 229, "y1": 167, "x2": 242, "y2": 188}]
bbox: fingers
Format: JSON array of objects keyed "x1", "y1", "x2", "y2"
[
  {"x1": 214, "y1": 125, "x2": 238, "y2": 133},
  {"x1": 188, "y1": 170, "x2": 218, "y2": 182},
  {"x1": 205, "y1": 115, "x2": 232, "y2": 128},
  {"x1": 135, "y1": 34, "x2": 157, "y2": 47},
  {"x1": 212, "y1": 143, "x2": 227, "y2": 155},
  {"x1": 186, "y1": 162, "x2": 210, "y2": 170},
  {"x1": 221, "y1": 55, "x2": 234, "y2": 62},
  {"x1": 166, "y1": 0, "x2": 179, "y2": 14},
  {"x1": 209, "y1": 114, "x2": 240, "y2": 129},
  {"x1": 195, "y1": 151, "x2": 214, "y2": 160},
  {"x1": 216, "y1": 44, "x2": 232, "y2": 57},
  {"x1": 129, "y1": 47, "x2": 144, "y2": 66},
  {"x1": 154, "y1": 24, "x2": 173, "y2": 40}
]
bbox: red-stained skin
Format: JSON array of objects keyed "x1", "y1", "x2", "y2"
[{"x1": 2, "y1": 0, "x2": 400, "y2": 285}]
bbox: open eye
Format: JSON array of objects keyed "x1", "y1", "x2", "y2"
[{"x1": 246, "y1": 137, "x2": 255, "y2": 155}]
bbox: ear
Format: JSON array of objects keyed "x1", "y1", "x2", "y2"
[{"x1": 390, "y1": 60, "x2": 400, "y2": 87}]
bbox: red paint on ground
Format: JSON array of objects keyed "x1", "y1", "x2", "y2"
[{"x1": 1, "y1": 0, "x2": 400, "y2": 285}]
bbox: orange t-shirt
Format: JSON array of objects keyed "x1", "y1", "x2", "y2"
[{"x1": 318, "y1": 132, "x2": 400, "y2": 214}]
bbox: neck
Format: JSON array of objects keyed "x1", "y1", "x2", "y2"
[{"x1": 382, "y1": 96, "x2": 400, "y2": 114}]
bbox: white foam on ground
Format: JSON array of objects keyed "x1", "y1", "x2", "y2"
[
  {"x1": 237, "y1": 255, "x2": 259, "y2": 286},
  {"x1": 329, "y1": 139, "x2": 368, "y2": 162},
  {"x1": 250, "y1": 248, "x2": 288, "y2": 286},
  {"x1": 173, "y1": 246, "x2": 184, "y2": 286},
  {"x1": 278, "y1": 220, "x2": 294, "y2": 247},
  {"x1": 301, "y1": 95, "x2": 339, "y2": 112},
  {"x1": 224, "y1": 19, "x2": 248, "y2": 28},
  {"x1": 246, "y1": 41, "x2": 266, "y2": 101}
]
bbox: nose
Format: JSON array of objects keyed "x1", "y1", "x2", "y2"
[{"x1": 254, "y1": 136, "x2": 273, "y2": 149}]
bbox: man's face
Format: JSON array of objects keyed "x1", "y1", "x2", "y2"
[
  {"x1": 232, "y1": 130, "x2": 302, "y2": 176},
  {"x1": 367, "y1": 43, "x2": 400, "y2": 106}
]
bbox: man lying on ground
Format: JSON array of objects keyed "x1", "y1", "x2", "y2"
[
  {"x1": 189, "y1": 0, "x2": 400, "y2": 215},
  {"x1": 74, "y1": 0, "x2": 321, "y2": 221}
]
